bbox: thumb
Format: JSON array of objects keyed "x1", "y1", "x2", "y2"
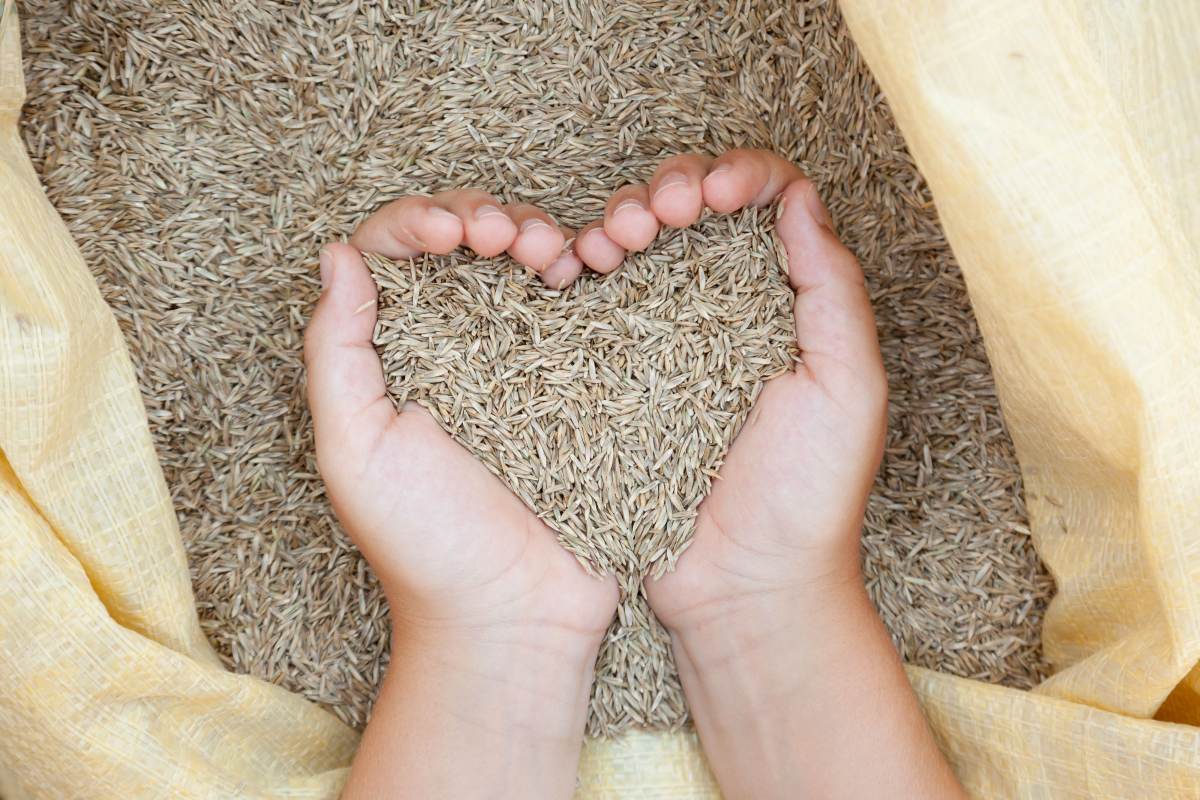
[
  {"x1": 775, "y1": 179, "x2": 886, "y2": 399},
  {"x1": 304, "y1": 243, "x2": 392, "y2": 455}
]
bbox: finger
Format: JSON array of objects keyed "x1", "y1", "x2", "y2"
[
  {"x1": 350, "y1": 196, "x2": 464, "y2": 258},
  {"x1": 574, "y1": 220, "x2": 626, "y2": 274},
  {"x1": 649, "y1": 154, "x2": 712, "y2": 228},
  {"x1": 775, "y1": 179, "x2": 885, "y2": 397},
  {"x1": 304, "y1": 243, "x2": 395, "y2": 458},
  {"x1": 702, "y1": 149, "x2": 803, "y2": 214},
  {"x1": 536, "y1": 226, "x2": 583, "y2": 289},
  {"x1": 541, "y1": 250, "x2": 584, "y2": 289},
  {"x1": 506, "y1": 204, "x2": 567, "y2": 271},
  {"x1": 436, "y1": 189, "x2": 518, "y2": 258},
  {"x1": 604, "y1": 185, "x2": 660, "y2": 252}
]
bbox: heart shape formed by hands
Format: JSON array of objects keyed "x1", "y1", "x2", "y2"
[
  {"x1": 368, "y1": 206, "x2": 797, "y2": 726},
  {"x1": 371, "y1": 207, "x2": 796, "y2": 584}
]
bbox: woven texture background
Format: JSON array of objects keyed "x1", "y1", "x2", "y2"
[{"x1": 3, "y1": 0, "x2": 1200, "y2": 798}]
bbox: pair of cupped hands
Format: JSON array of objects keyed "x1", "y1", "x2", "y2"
[{"x1": 304, "y1": 149, "x2": 945, "y2": 799}]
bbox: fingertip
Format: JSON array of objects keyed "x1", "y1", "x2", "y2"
[
  {"x1": 351, "y1": 196, "x2": 463, "y2": 259},
  {"x1": 649, "y1": 155, "x2": 711, "y2": 227},
  {"x1": 509, "y1": 219, "x2": 566, "y2": 271},
  {"x1": 323, "y1": 240, "x2": 361, "y2": 261},
  {"x1": 540, "y1": 252, "x2": 584, "y2": 289},
  {"x1": 778, "y1": 178, "x2": 833, "y2": 232},
  {"x1": 605, "y1": 201, "x2": 659, "y2": 251},
  {"x1": 775, "y1": 178, "x2": 859, "y2": 289},
  {"x1": 467, "y1": 205, "x2": 519, "y2": 257},
  {"x1": 604, "y1": 184, "x2": 659, "y2": 252},
  {"x1": 775, "y1": 179, "x2": 879, "y2": 392},
  {"x1": 775, "y1": 180, "x2": 811, "y2": 233},
  {"x1": 576, "y1": 225, "x2": 626, "y2": 274},
  {"x1": 701, "y1": 165, "x2": 743, "y2": 213},
  {"x1": 440, "y1": 189, "x2": 519, "y2": 258},
  {"x1": 321, "y1": 241, "x2": 371, "y2": 288},
  {"x1": 313, "y1": 242, "x2": 379, "y2": 322},
  {"x1": 650, "y1": 177, "x2": 704, "y2": 228},
  {"x1": 421, "y1": 207, "x2": 466, "y2": 254},
  {"x1": 703, "y1": 149, "x2": 800, "y2": 213},
  {"x1": 304, "y1": 241, "x2": 388, "y2": 431}
]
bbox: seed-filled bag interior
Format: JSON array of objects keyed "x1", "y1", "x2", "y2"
[
  {"x1": 16, "y1": 0, "x2": 1050, "y2": 735},
  {"x1": 371, "y1": 210, "x2": 796, "y2": 729}
]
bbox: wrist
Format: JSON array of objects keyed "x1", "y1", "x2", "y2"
[
  {"x1": 667, "y1": 573, "x2": 877, "y2": 721},
  {"x1": 383, "y1": 575, "x2": 614, "y2": 655},
  {"x1": 667, "y1": 578, "x2": 904, "y2": 799},
  {"x1": 662, "y1": 567, "x2": 961, "y2": 800},
  {"x1": 389, "y1": 615, "x2": 603, "y2": 743},
  {"x1": 660, "y1": 556, "x2": 866, "y2": 651},
  {"x1": 393, "y1": 614, "x2": 605, "y2": 673},
  {"x1": 343, "y1": 603, "x2": 604, "y2": 799}
]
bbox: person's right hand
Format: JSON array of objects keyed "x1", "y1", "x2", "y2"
[
  {"x1": 578, "y1": 149, "x2": 890, "y2": 628},
  {"x1": 590, "y1": 150, "x2": 962, "y2": 799}
]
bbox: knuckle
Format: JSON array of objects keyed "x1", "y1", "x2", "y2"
[
  {"x1": 659, "y1": 153, "x2": 697, "y2": 173},
  {"x1": 431, "y1": 188, "x2": 463, "y2": 206},
  {"x1": 302, "y1": 306, "x2": 334, "y2": 370},
  {"x1": 386, "y1": 195, "x2": 426, "y2": 215},
  {"x1": 510, "y1": 202, "x2": 541, "y2": 218},
  {"x1": 459, "y1": 188, "x2": 494, "y2": 206},
  {"x1": 830, "y1": 245, "x2": 866, "y2": 286},
  {"x1": 789, "y1": 175, "x2": 816, "y2": 195}
]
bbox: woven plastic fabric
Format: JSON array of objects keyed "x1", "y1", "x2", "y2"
[
  {"x1": 0, "y1": 6, "x2": 356, "y2": 798},
  {"x1": 837, "y1": 1, "x2": 1200, "y2": 796},
  {"x1": 2, "y1": 1, "x2": 1199, "y2": 797}
]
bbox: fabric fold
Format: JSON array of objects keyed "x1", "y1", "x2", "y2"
[
  {"x1": 840, "y1": 1, "x2": 1200, "y2": 794},
  {"x1": 3, "y1": 1, "x2": 1200, "y2": 797},
  {"x1": 0, "y1": 9, "x2": 357, "y2": 797}
]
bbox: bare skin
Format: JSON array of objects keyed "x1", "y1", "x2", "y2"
[
  {"x1": 633, "y1": 150, "x2": 965, "y2": 799},
  {"x1": 305, "y1": 157, "x2": 964, "y2": 798},
  {"x1": 305, "y1": 193, "x2": 616, "y2": 799}
]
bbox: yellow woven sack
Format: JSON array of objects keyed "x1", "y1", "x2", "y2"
[{"x1": 2, "y1": 1, "x2": 1199, "y2": 797}]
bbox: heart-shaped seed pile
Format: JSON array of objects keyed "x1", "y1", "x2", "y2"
[{"x1": 370, "y1": 206, "x2": 798, "y2": 728}]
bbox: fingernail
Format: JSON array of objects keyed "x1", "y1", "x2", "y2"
[
  {"x1": 700, "y1": 165, "x2": 729, "y2": 190},
  {"x1": 475, "y1": 204, "x2": 507, "y2": 220},
  {"x1": 319, "y1": 247, "x2": 333, "y2": 289},
  {"x1": 652, "y1": 172, "x2": 689, "y2": 199},
  {"x1": 613, "y1": 199, "x2": 645, "y2": 217},
  {"x1": 520, "y1": 219, "x2": 553, "y2": 233}
]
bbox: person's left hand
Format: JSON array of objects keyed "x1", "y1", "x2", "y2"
[
  {"x1": 306, "y1": 190, "x2": 617, "y2": 636},
  {"x1": 305, "y1": 190, "x2": 617, "y2": 798}
]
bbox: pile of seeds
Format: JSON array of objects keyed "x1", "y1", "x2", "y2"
[
  {"x1": 18, "y1": 0, "x2": 1054, "y2": 734},
  {"x1": 371, "y1": 210, "x2": 796, "y2": 723}
]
